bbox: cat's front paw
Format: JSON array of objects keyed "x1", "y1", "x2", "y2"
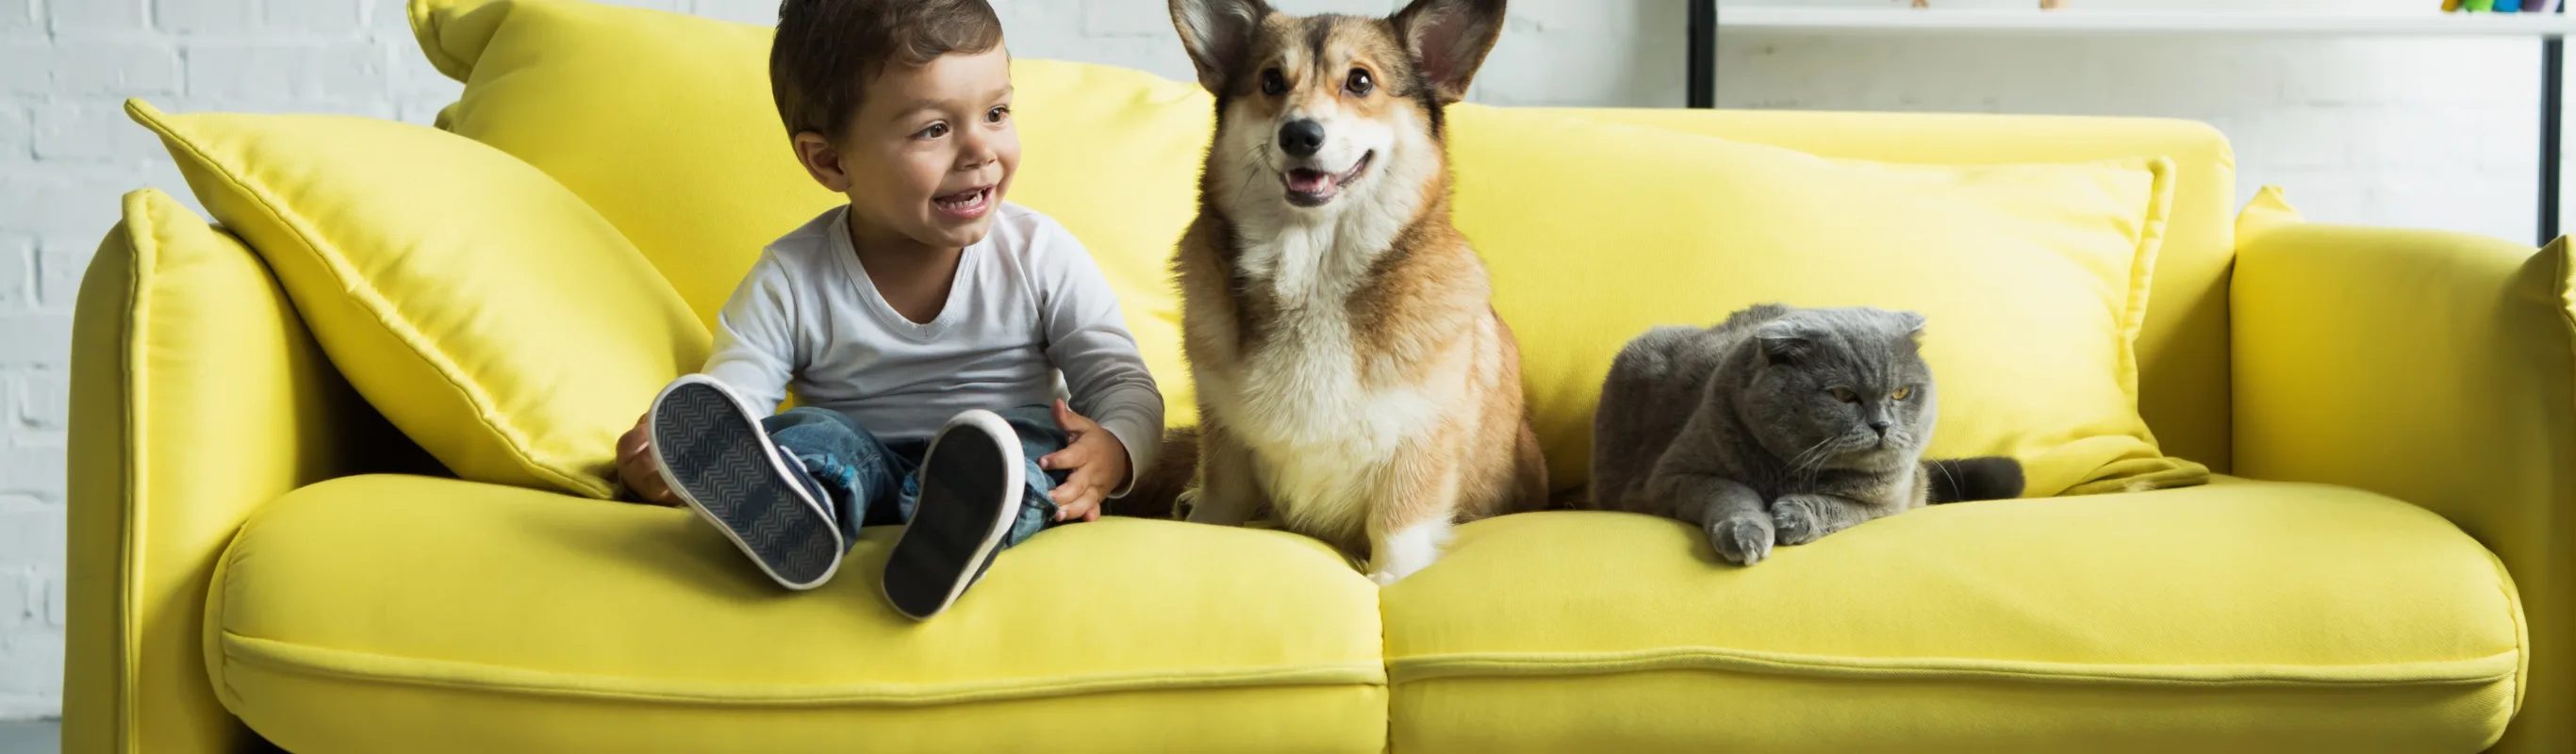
[
  {"x1": 1772, "y1": 496, "x2": 1824, "y2": 546},
  {"x1": 1709, "y1": 513, "x2": 1774, "y2": 566}
]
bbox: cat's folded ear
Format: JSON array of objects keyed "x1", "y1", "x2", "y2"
[
  {"x1": 1756, "y1": 320, "x2": 1814, "y2": 365},
  {"x1": 1897, "y1": 311, "x2": 1928, "y2": 338}
]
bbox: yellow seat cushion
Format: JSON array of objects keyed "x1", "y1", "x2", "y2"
[
  {"x1": 1379, "y1": 479, "x2": 2524, "y2": 752},
  {"x1": 206, "y1": 475, "x2": 1386, "y2": 753},
  {"x1": 412, "y1": 0, "x2": 2204, "y2": 495},
  {"x1": 125, "y1": 100, "x2": 707, "y2": 500}
]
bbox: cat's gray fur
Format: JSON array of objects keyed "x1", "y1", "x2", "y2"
[{"x1": 1589, "y1": 303, "x2": 2019, "y2": 566}]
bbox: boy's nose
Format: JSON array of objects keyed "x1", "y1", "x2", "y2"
[
  {"x1": 955, "y1": 134, "x2": 993, "y2": 168},
  {"x1": 1280, "y1": 119, "x2": 1325, "y2": 157}
]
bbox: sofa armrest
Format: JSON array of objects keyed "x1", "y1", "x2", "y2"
[
  {"x1": 2231, "y1": 188, "x2": 2573, "y2": 752},
  {"x1": 63, "y1": 190, "x2": 410, "y2": 753}
]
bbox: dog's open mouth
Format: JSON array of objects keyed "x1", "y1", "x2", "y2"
[{"x1": 1282, "y1": 151, "x2": 1374, "y2": 207}]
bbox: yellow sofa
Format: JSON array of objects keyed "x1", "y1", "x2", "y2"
[{"x1": 59, "y1": 2, "x2": 2574, "y2": 752}]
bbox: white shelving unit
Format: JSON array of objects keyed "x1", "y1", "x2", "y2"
[
  {"x1": 1687, "y1": 4, "x2": 2576, "y2": 244},
  {"x1": 1718, "y1": 7, "x2": 2576, "y2": 36}
]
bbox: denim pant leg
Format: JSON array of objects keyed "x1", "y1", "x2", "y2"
[
  {"x1": 760, "y1": 407, "x2": 908, "y2": 548},
  {"x1": 993, "y1": 405, "x2": 1073, "y2": 548}
]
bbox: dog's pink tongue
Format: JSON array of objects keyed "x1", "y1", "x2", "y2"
[{"x1": 1287, "y1": 169, "x2": 1332, "y2": 193}]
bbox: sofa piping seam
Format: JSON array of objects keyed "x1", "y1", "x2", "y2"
[
  {"x1": 1385, "y1": 647, "x2": 2519, "y2": 689},
  {"x1": 220, "y1": 631, "x2": 1386, "y2": 708}
]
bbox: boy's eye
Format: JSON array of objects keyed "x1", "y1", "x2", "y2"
[
  {"x1": 915, "y1": 122, "x2": 949, "y2": 139},
  {"x1": 1260, "y1": 69, "x2": 1286, "y2": 96},
  {"x1": 985, "y1": 106, "x2": 1009, "y2": 123},
  {"x1": 1345, "y1": 68, "x2": 1373, "y2": 96}
]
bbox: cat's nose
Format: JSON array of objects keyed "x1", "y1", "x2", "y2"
[{"x1": 1869, "y1": 420, "x2": 1891, "y2": 435}]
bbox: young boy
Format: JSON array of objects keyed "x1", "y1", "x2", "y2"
[{"x1": 615, "y1": 0, "x2": 1163, "y2": 620}]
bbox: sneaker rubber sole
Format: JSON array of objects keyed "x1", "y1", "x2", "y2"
[
  {"x1": 650, "y1": 374, "x2": 844, "y2": 590},
  {"x1": 882, "y1": 409, "x2": 1023, "y2": 620}
]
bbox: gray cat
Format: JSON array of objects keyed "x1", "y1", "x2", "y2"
[{"x1": 1588, "y1": 303, "x2": 2023, "y2": 566}]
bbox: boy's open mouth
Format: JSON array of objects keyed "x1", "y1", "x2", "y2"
[
  {"x1": 933, "y1": 186, "x2": 995, "y2": 220},
  {"x1": 1282, "y1": 151, "x2": 1374, "y2": 208}
]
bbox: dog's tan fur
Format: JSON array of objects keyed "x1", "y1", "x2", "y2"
[{"x1": 1167, "y1": 0, "x2": 1544, "y2": 584}]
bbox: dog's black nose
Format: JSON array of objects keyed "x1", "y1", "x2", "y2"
[{"x1": 1279, "y1": 120, "x2": 1325, "y2": 157}]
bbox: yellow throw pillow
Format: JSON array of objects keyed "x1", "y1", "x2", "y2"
[
  {"x1": 1449, "y1": 106, "x2": 2206, "y2": 497},
  {"x1": 410, "y1": 0, "x2": 1209, "y2": 426},
  {"x1": 126, "y1": 99, "x2": 709, "y2": 499}
]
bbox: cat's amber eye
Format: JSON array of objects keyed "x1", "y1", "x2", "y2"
[
  {"x1": 1892, "y1": 386, "x2": 1913, "y2": 401},
  {"x1": 1829, "y1": 386, "x2": 1859, "y2": 403}
]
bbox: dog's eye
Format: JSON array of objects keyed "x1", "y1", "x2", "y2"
[
  {"x1": 1891, "y1": 386, "x2": 1913, "y2": 401},
  {"x1": 1260, "y1": 69, "x2": 1287, "y2": 96},
  {"x1": 1828, "y1": 387, "x2": 1858, "y2": 403},
  {"x1": 1346, "y1": 68, "x2": 1373, "y2": 96}
]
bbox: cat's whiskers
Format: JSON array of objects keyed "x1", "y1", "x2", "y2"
[{"x1": 1786, "y1": 435, "x2": 1840, "y2": 484}]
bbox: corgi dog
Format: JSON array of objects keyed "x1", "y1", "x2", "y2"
[{"x1": 1165, "y1": 0, "x2": 1547, "y2": 584}]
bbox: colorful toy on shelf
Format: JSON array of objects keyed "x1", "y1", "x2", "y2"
[{"x1": 2451, "y1": 0, "x2": 2565, "y2": 10}]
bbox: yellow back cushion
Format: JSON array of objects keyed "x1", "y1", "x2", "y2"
[
  {"x1": 127, "y1": 100, "x2": 707, "y2": 499},
  {"x1": 409, "y1": 0, "x2": 2203, "y2": 495},
  {"x1": 1449, "y1": 107, "x2": 2203, "y2": 496},
  {"x1": 412, "y1": 0, "x2": 1207, "y2": 426}
]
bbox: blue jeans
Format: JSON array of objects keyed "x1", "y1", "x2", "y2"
[{"x1": 759, "y1": 405, "x2": 1067, "y2": 549}]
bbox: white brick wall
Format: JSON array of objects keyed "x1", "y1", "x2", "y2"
[{"x1": 0, "y1": 0, "x2": 2554, "y2": 720}]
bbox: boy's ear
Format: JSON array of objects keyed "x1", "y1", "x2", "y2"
[
  {"x1": 1170, "y1": 0, "x2": 1271, "y2": 95},
  {"x1": 791, "y1": 131, "x2": 851, "y2": 193},
  {"x1": 1392, "y1": 0, "x2": 1505, "y2": 104}
]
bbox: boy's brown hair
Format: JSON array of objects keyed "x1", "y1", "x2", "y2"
[{"x1": 769, "y1": 0, "x2": 1004, "y2": 141}]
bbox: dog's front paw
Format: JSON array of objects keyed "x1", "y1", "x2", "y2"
[
  {"x1": 1709, "y1": 513, "x2": 1773, "y2": 566},
  {"x1": 1368, "y1": 569, "x2": 1404, "y2": 587},
  {"x1": 1771, "y1": 496, "x2": 1824, "y2": 546}
]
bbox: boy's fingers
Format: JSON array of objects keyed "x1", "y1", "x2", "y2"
[
  {"x1": 1056, "y1": 491, "x2": 1103, "y2": 522},
  {"x1": 1044, "y1": 437, "x2": 1107, "y2": 470},
  {"x1": 1052, "y1": 399, "x2": 1101, "y2": 436}
]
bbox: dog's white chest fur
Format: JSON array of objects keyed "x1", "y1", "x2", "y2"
[{"x1": 1214, "y1": 216, "x2": 1445, "y2": 534}]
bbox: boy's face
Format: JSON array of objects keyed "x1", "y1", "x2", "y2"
[{"x1": 794, "y1": 46, "x2": 1018, "y2": 251}]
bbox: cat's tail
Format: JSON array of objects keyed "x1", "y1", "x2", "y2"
[
  {"x1": 1925, "y1": 456, "x2": 2024, "y2": 504},
  {"x1": 1108, "y1": 427, "x2": 1200, "y2": 519}
]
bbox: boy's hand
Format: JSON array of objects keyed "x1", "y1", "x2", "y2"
[
  {"x1": 618, "y1": 413, "x2": 681, "y2": 506},
  {"x1": 1037, "y1": 400, "x2": 1128, "y2": 523}
]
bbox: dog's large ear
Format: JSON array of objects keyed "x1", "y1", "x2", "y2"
[
  {"x1": 1392, "y1": 0, "x2": 1505, "y2": 105},
  {"x1": 1170, "y1": 0, "x2": 1271, "y2": 95}
]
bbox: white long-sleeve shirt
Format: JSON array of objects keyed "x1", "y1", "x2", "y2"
[{"x1": 702, "y1": 204, "x2": 1164, "y2": 495}]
